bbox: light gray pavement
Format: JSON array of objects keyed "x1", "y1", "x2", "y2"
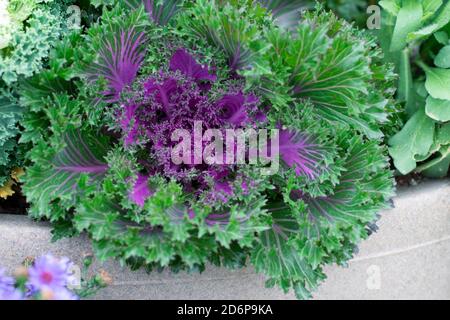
[{"x1": 0, "y1": 179, "x2": 449, "y2": 300}]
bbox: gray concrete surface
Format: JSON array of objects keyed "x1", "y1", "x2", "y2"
[{"x1": 0, "y1": 179, "x2": 449, "y2": 300}]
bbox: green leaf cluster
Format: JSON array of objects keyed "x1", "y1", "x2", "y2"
[
  {"x1": 379, "y1": 0, "x2": 450, "y2": 177},
  {"x1": 0, "y1": 0, "x2": 79, "y2": 195}
]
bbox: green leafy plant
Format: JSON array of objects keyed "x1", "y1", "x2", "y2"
[
  {"x1": 21, "y1": 0, "x2": 395, "y2": 299},
  {"x1": 379, "y1": 0, "x2": 450, "y2": 177},
  {"x1": 0, "y1": 0, "x2": 77, "y2": 197}
]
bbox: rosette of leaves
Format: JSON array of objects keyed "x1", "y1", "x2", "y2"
[
  {"x1": 22, "y1": 0, "x2": 395, "y2": 299},
  {"x1": 377, "y1": 0, "x2": 450, "y2": 177},
  {"x1": 0, "y1": 0, "x2": 77, "y2": 197}
]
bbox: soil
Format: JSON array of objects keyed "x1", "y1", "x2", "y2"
[
  {"x1": 395, "y1": 172, "x2": 424, "y2": 187},
  {"x1": 0, "y1": 183, "x2": 29, "y2": 215}
]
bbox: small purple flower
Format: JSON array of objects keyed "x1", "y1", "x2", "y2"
[
  {"x1": 0, "y1": 268, "x2": 15, "y2": 292},
  {"x1": 49, "y1": 288, "x2": 79, "y2": 300},
  {"x1": 0, "y1": 268, "x2": 22, "y2": 300},
  {"x1": 129, "y1": 174, "x2": 154, "y2": 207},
  {"x1": 0, "y1": 288, "x2": 23, "y2": 300},
  {"x1": 28, "y1": 254, "x2": 73, "y2": 291}
]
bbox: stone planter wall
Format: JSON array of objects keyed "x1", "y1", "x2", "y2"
[{"x1": 0, "y1": 180, "x2": 449, "y2": 300}]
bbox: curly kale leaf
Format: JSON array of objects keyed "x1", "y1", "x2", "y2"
[
  {"x1": 23, "y1": 127, "x2": 109, "y2": 219},
  {"x1": 177, "y1": 0, "x2": 271, "y2": 72},
  {"x1": 253, "y1": 132, "x2": 394, "y2": 299},
  {"x1": 0, "y1": 1, "x2": 74, "y2": 84},
  {"x1": 0, "y1": 93, "x2": 22, "y2": 186},
  {"x1": 257, "y1": 10, "x2": 396, "y2": 138}
]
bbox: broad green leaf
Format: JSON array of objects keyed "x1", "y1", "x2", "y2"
[
  {"x1": 434, "y1": 31, "x2": 449, "y2": 44},
  {"x1": 422, "y1": 66, "x2": 450, "y2": 100},
  {"x1": 389, "y1": 109, "x2": 435, "y2": 174},
  {"x1": 408, "y1": 1, "x2": 450, "y2": 41},
  {"x1": 425, "y1": 96, "x2": 450, "y2": 121},
  {"x1": 422, "y1": 151, "x2": 450, "y2": 177},
  {"x1": 422, "y1": 0, "x2": 443, "y2": 21},
  {"x1": 379, "y1": 0, "x2": 401, "y2": 16},
  {"x1": 390, "y1": 0, "x2": 423, "y2": 52},
  {"x1": 437, "y1": 122, "x2": 450, "y2": 143},
  {"x1": 435, "y1": 45, "x2": 450, "y2": 68},
  {"x1": 417, "y1": 122, "x2": 450, "y2": 161},
  {"x1": 415, "y1": 81, "x2": 429, "y2": 98},
  {"x1": 420, "y1": 125, "x2": 450, "y2": 177}
]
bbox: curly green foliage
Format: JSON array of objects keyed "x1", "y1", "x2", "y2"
[
  {"x1": 251, "y1": 105, "x2": 394, "y2": 299},
  {"x1": 22, "y1": 2, "x2": 395, "y2": 299},
  {"x1": 380, "y1": 0, "x2": 450, "y2": 177},
  {"x1": 177, "y1": 0, "x2": 272, "y2": 73},
  {"x1": 0, "y1": 0, "x2": 74, "y2": 84},
  {"x1": 0, "y1": 91, "x2": 22, "y2": 186},
  {"x1": 0, "y1": 0, "x2": 77, "y2": 193},
  {"x1": 255, "y1": 10, "x2": 397, "y2": 138}
]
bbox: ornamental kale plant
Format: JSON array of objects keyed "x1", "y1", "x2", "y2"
[
  {"x1": 378, "y1": 0, "x2": 450, "y2": 177},
  {"x1": 0, "y1": 0, "x2": 77, "y2": 198},
  {"x1": 21, "y1": 0, "x2": 395, "y2": 299}
]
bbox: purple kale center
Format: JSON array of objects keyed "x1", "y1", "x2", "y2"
[{"x1": 120, "y1": 48, "x2": 259, "y2": 192}]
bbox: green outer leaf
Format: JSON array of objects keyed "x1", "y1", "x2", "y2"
[
  {"x1": 417, "y1": 122, "x2": 450, "y2": 177},
  {"x1": 435, "y1": 45, "x2": 450, "y2": 68},
  {"x1": 437, "y1": 122, "x2": 450, "y2": 143},
  {"x1": 422, "y1": 66, "x2": 450, "y2": 100},
  {"x1": 422, "y1": 0, "x2": 443, "y2": 21},
  {"x1": 23, "y1": 129, "x2": 109, "y2": 215},
  {"x1": 421, "y1": 149, "x2": 450, "y2": 177},
  {"x1": 251, "y1": 204, "x2": 324, "y2": 299},
  {"x1": 302, "y1": 136, "x2": 393, "y2": 238},
  {"x1": 379, "y1": 0, "x2": 401, "y2": 17},
  {"x1": 408, "y1": 1, "x2": 450, "y2": 41},
  {"x1": 425, "y1": 96, "x2": 450, "y2": 121},
  {"x1": 434, "y1": 31, "x2": 449, "y2": 45},
  {"x1": 265, "y1": 11, "x2": 391, "y2": 139},
  {"x1": 389, "y1": 108, "x2": 435, "y2": 174},
  {"x1": 389, "y1": 0, "x2": 423, "y2": 52}
]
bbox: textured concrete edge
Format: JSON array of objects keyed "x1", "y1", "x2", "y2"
[{"x1": 0, "y1": 179, "x2": 449, "y2": 300}]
